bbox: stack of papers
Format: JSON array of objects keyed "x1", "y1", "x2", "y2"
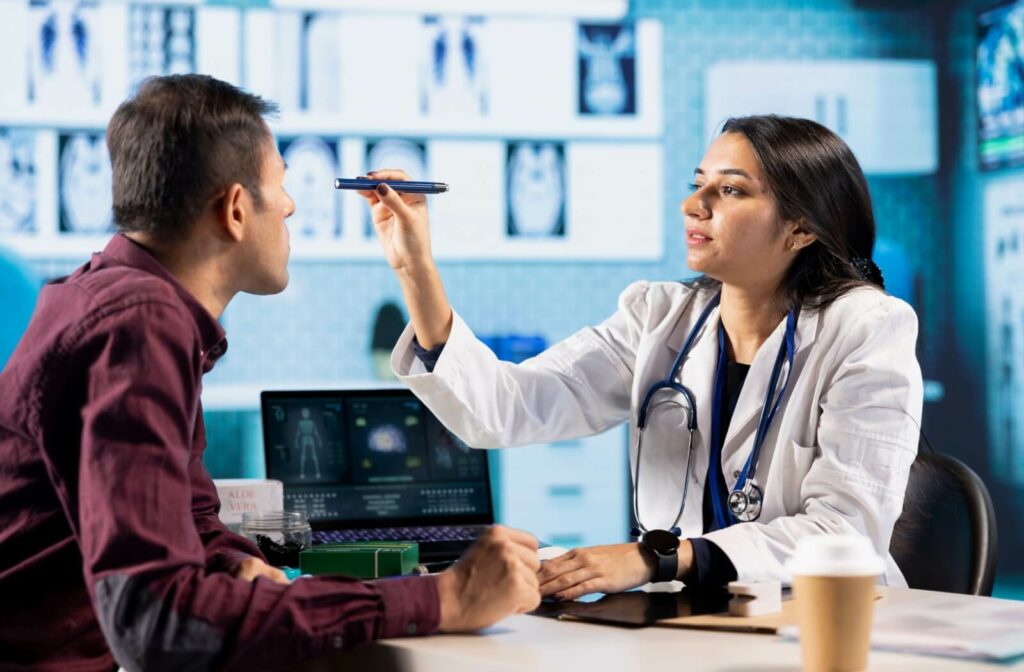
[{"x1": 779, "y1": 589, "x2": 1024, "y2": 662}]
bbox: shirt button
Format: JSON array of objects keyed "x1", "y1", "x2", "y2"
[
  {"x1": 406, "y1": 622, "x2": 418, "y2": 635},
  {"x1": 733, "y1": 470, "x2": 741, "y2": 478},
  {"x1": 210, "y1": 344, "x2": 224, "y2": 356},
  {"x1": 332, "y1": 635, "x2": 343, "y2": 649}
]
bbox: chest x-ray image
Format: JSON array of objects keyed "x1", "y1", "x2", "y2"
[
  {"x1": 506, "y1": 141, "x2": 566, "y2": 238},
  {"x1": 28, "y1": 0, "x2": 102, "y2": 109},
  {"x1": 129, "y1": 5, "x2": 195, "y2": 86},
  {"x1": 420, "y1": 15, "x2": 489, "y2": 118},
  {"x1": 280, "y1": 136, "x2": 341, "y2": 240},
  {"x1": 578, "y1": 23, "x2": 636, "y2": 116},
  {"x1": 59, "y1": 132, "x2": 113, "y2": 235},
  {"x1": 364, "y1": 138, "x2": 427, "y2": 237},
  {"x1": 0, "y1": 129, "x2": 37, "y2": 234}
]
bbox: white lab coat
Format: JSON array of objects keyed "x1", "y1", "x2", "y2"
[{"x1": 392, "y1": 281, "x2": 923, "y2": 586}]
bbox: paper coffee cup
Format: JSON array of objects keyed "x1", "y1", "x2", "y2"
[{"x1": 788, "y1": 535, "x2": 884, "y2": 672}]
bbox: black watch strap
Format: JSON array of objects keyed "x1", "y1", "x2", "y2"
[{"x1": 652, "y1": 548, "x2": 677, "y2": 583}]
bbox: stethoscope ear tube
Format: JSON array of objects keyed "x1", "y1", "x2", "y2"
[{"x1": 631, "y1": 292, "x2": 798, "y2": 534}]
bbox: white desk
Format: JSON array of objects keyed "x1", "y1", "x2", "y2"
[{"x1": 307, "y1": 589, "x2": 1024, "y2": 671}]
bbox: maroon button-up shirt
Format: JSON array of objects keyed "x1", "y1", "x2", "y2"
[{"x1": 0, "y1": 235, "x2": 439, "y2": 671}]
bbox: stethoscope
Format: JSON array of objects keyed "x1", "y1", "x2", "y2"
[{"x1": 631, "y1": 292, "x2": 798, "y2": 536}]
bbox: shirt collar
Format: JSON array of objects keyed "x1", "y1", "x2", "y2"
[{"x1": 99, "y1": 234, "x2": 228, "y2": 369}]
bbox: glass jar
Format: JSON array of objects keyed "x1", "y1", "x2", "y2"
[{"x1": 239, "y1": 510, "x2": 312, "y2": 568}]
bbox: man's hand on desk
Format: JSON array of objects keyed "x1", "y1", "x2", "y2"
[
  {"x1": 435, "y1": 525, "x2": 541, "y2": 632},
  {"x1": 234, "y1": 556, "x2": 290, "y2": 585},
  {"x1": 537, "y1": 541, "x2": 695, "y2": 601}
]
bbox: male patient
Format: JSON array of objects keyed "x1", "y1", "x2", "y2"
[{"x1": 0, "y1": 74, "x2": 540, "y2": 671}]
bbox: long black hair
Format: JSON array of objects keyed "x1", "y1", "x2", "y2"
[{"x1": 715, "y1": 115, "x2": 884, "y2": 311}]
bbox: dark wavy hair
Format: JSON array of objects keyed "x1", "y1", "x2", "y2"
[{"x1": 704, "y1": 115, "x2": 884, "y2": 312}]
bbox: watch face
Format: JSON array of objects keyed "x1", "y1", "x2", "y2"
[{"x1": 643, "y1": 529, "x2": 680, "y2": 554}]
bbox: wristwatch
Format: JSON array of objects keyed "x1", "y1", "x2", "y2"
[{"x1": 639, "y1": 529, "x2": 680, "y2": 583}]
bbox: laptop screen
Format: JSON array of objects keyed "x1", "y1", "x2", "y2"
[{"x1": 260, "y1": 389, "x2": 494, "y2": 528}]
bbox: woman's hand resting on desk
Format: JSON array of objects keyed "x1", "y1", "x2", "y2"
[{"x1": 538, "y1": 541, "x2": 694, "y2": 601}]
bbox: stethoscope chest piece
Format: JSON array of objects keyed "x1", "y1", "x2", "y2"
[{"x1": 727, "y1": 482, "x2": 763, "y2": 522}]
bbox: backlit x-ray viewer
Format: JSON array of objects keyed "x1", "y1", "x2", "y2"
[{"x1": 361, "y1": 115, "x2": 923, "y2": 601}]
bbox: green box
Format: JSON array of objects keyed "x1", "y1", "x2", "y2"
[{"x1": 299, "y1": 542, "x2": 419, "y2": 579}]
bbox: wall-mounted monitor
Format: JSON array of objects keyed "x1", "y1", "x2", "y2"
[{"x1": 977, "y1": 0, "x2": 1024, "y2": 172}]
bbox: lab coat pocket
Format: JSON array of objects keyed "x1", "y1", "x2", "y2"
[{"x1": 782, "y1": 440, "x2": 819, "y2": 514}]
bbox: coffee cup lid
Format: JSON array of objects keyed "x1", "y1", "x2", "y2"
[{"x1": 787, "y1": 534, "x2": 884, "y2": 577}]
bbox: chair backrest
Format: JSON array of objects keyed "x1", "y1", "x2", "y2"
[
  {"x1": 0, "y1": 246, "x2": 39, "y2": 369},
  {"x1": 889, "y1": 450, "x2": 997, "y2": 596}
]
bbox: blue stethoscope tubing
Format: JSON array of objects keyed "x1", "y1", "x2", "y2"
[{"x1": 631, "y1": 292, "x2": 799, "y2": 535}]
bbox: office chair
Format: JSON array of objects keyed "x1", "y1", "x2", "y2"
[
  {"x1": 0, "y1": 246, "x2": 39, "y2": 369},
  {"x1": 889, "y1": 450, "x2": 997, "y2": 596}
]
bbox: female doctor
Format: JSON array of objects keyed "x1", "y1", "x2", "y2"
[{"x1": 359, "y1": 115, "x2": 923, "y2": 601}]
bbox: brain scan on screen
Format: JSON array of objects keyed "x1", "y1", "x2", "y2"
[
  {"x1": 0, "y1": 130, "x2": 36, "y2": 234},
  {"x1": 506, "y1": 142, "x2": 565, "y2": 238},
  {"x1": 59, "y1": 132, "x2": 113, "y2": 234},
  {"x1": 369, "y1": 425, "x2": 408, "y2": 454},
  {"x1": 28, "y1": 0, "x2": 102, "y2": 108},
  {"x1": 281, "y1": 136, "x2": 341, "y2": 240}
]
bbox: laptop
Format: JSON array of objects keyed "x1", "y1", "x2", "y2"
[{"x1": 260, "y1": 388, "x2": 493, "y2": 564}]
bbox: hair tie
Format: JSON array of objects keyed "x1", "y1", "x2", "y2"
[{"x1": 851, "y1": 257, "x2": 885, "y2": 288}]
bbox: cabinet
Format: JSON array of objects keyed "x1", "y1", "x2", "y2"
[
  {"x1": 705, "y1": 60, "x2": 937, "y2": 175},
  {"x1": 496, "y1": 426, "x2": 629, "y2": 548}
]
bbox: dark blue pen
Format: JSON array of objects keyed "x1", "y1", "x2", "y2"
[{"x1": 334, "y1": 178, "x2": 450, "y2": 194}]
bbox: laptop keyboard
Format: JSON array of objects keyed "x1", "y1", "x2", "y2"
[{"x1": 314, "y1": 526, "x2": 484, "y2": 545}]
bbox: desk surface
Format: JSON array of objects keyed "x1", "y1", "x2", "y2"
[{"x1": 309, "y1": 588, "x2": 1024, "y2": 672}]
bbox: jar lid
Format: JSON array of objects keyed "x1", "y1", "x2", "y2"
[{"x1": 240, "y1": 510, "x2": 310, "y2": 531}]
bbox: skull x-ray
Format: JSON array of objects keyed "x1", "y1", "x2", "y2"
[
  {"x1": 59, "y1": 132, "x2": 113, "y2": 235},
  {"x1": 420, "y1": 15, "x2": 488, "y2": 118},
  {"x1": 0, "y1": 129, "x2": 37, "y2": 234},
  {"x1": 28, "y1": 0, "x2": 103, "y2": 108},
  {"x1": 364, "y1": 138, "x2": 427, "y2": 237},
  {"x1": 578, "y1": 23, "x2": 636, "y2": 116},
  {"x1": 280, "y1": 136, "x2": 341, "y2": 240},
  {"x1": 129, "y1": 5, "x2": 195, "y2": 86},
  {"x1": 506, "y1": 142, "x2": 565, "y2": 238}
]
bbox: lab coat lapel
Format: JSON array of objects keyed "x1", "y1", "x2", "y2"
[
  {"x1": 664, "y1": 305, "x2": 720, "y2": 454},
  {"x1": 720, "y1": 307, "x2": 820, "y2": 485}
]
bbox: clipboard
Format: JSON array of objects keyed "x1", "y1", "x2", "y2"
[{"x1": 530, "y1": 587, "x2": 799, "y2": 634}]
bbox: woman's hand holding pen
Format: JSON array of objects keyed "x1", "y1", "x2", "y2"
[
  {"x1": 358, "y1": 168, "x2": 453, "y2": 348},
  {"x1": 356, "y1": 169, "x2": 433, "y2": 274}
]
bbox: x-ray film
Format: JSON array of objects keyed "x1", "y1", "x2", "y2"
[
  {"x1": 985, "y1": 178, "x2": 1024, "y2": 487},
  {"x1": 420, "y1": 15, "x2": 488, "y2": 118},
  {"x1": 364, "y1": 138, "x2": 427, "y2": 237},
  {"x1": 578, "y1": 23, "x2": 636, "y2": 116},
  {"x1": 0, "y1": 129, "x2": 37, "y2": 234},
  {"x1": 506, "y1": 141, "x2": 565, "y2": 238},
  {"x1": 129, "y1": 5, "x2": 195, "y2": 86},
  {"x1": 281, "y1": 136, "x2": 341, "y2": 240},
  {"x1": 59, "y1": 132, "x2": 113, "y2": 235},
  {"x1": 28, "y1": 0, "x2": 103, "y2": 108}
]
